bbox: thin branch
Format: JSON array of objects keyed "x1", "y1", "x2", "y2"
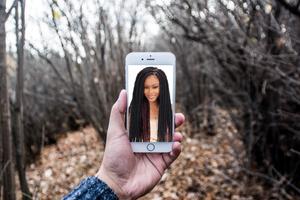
[
  {"x1": 277, "y1": 0, "x2": 300, "y2": 17},
  {"x1": 24, "y1": 89, "x2": 76, "y2": 106},
  {"x1": 4, "y1": 0, "x2": 17, "y2": 21},
  {"x1": 290, "y1": 149, "x2": 300, "y2": 156},
  {"x1": 28, "y1": 42, "x2": 70, "y2": 89},
  {"x1": 0, "y1": 160, "x2": 12, "y2": 180}
]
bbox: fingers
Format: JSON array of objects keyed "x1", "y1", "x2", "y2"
[
  {"x1": 107, "y1": 90, "x2": 127, "y2": 139},
  {"x1": 162, "y1": 141, "x2": 181, "y2": 168},
  {"x1": 171, "y1": 132, "x2": 182, "y2": 158},
  {"x1": 173, "y1": 132, "x2": 183, "y2": 143},
  {"x1": 116, "y1": 89, "x2": 127, "y2": 114},
  {"x1": 110, "y1": 89, "x2": 127, "y2": 117},
  {"x1": 169, "y1": 141, "x2": 181, "y2": 159},
  {"x1": 161, "y1": 132, "x2": 183, "y2": 169},
  {"x1": 163, "y1": 115, "x2": 184, "y2": 166},
  {"x1": 175, "y1": 113, "x2": 185, "y2": 128}
]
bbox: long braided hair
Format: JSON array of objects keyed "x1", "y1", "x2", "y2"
[{"x1": 129, "y1": 67, "x2": 173, "y2": 142}]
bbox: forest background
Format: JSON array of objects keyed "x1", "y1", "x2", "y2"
[{"x1": 1, "y1": 0, "x2": 300, "y2": 199}]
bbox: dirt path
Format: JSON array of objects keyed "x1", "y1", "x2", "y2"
[{"x1": 22, "y1": 110, "x2": 265, "y2": 199}]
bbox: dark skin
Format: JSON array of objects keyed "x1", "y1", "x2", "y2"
[
  {"x1": 96, "y1": 90, "x2": 185, "y2": 199},
  {"x1": 144, "y1": 75, "x2": 160, "y2": 120}
]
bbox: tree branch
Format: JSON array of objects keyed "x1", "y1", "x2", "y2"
[
  {"x1": 4, "y1": 0, "x2": 17, "y2": 21},
  {"x1": 277, "y1": 0, "x2": 300, "y2": 17},
  {"x1": 28, "y1": 42, "x2": 70, "y2": 89}
]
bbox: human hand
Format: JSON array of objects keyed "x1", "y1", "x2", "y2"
[{"x1": 95, "y1": 90, "x2": 185, "y2": 200}]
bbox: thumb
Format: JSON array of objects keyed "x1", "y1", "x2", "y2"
[
  {"x1": 107, "y1": 90, "x2": 127, "y2": 139},
  {"x1": 115, "y1": 89, "x2": 127, "y2": 114}
]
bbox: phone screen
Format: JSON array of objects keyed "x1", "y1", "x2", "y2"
[{"x1": 126, "y1": 65, "x2": 175, "y2": 143}]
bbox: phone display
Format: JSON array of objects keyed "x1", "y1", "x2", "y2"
[{"x1": 126, "y1": 52, "x2": 175, "y2": 153}]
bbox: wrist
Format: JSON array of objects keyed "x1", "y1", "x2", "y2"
[{"x1": 95, "y1": 168, "x2": 132, "y2": 200}]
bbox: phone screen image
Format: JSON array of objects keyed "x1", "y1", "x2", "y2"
[{"x1": 127, "y1": 65, "x2": 175, "y2": 143}]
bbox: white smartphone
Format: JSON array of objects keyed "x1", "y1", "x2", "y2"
[{"x1": 125, "y1": 52, "x2": 176, "y2": 153}]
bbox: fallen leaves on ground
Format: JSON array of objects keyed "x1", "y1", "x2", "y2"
[{"x1": 20, "y1": 110, "x2": 267, "y2": 199}]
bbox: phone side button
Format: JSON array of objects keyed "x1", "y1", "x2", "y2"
[{"x1": 147, "y1": 143, "x2": 155, "y2": 151}]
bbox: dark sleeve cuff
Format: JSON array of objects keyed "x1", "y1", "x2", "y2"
[{"x1": 62, "y1": 176, "x2": 119, "y2": 200}]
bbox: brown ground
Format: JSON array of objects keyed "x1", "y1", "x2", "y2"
[{"x1": 19, "y1": 110, "x2": 271, "y2": 199}]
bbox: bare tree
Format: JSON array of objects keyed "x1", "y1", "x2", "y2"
[
  {"x1": 29, "y1": 0, "x2": 145, "y2": 142},
  {"x1": 149, "y1": 0, "x2": 300, "y2": 196},
  {"x1": 0, "y1": 0, "x2": 16, "y2": 199},
  {"x1": 13, "y1": 0, "x2": 31, "y2": 199}
]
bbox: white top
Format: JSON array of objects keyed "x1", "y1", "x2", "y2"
[{"x1": 150, "y1": 119, "x2": 158, "y2": 142}]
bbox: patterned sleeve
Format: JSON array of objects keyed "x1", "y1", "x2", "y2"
[{"x1": 62, "y1": 176, "x2": 119, "y2": 200}]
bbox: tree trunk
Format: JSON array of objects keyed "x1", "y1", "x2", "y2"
[
  {"x1": 14, "y1": 0, "x2": 31, "y2": 199},
  {"x1": 0, "y1": 0, "x2": 16, "y2": 199}
]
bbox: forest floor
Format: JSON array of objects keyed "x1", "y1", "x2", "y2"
[{"x1": 18, "y1": 109, "x2": 284, "y2": 199}]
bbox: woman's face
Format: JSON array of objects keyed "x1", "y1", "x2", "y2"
[{"x1": 144, "y1": 75, "x2": 160, "y2": 103}]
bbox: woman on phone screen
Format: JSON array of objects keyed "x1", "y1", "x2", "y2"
[{"x1": 128, "y1": 67, "x2": 173, "y2": 142}]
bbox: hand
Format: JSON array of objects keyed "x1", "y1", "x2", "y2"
[{"x1": 95, "y1": 90, "x2": 185, "y2": 200}]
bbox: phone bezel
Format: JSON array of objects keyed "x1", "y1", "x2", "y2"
[{"x1": 125, "y1": 52, "x2": 176, "y2": 153}]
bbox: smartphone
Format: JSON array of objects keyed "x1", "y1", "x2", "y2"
[{"x1": 125, "y1": 52, "x2": 176, "y2": 153}]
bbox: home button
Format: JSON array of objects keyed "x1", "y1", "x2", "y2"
[{"x1": 147, "y1": 143, "x2": 155, "y2": 151}]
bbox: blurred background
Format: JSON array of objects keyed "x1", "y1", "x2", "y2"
[{"x1": 1, "y1": 0, "x2": 300, "y2": 199}]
